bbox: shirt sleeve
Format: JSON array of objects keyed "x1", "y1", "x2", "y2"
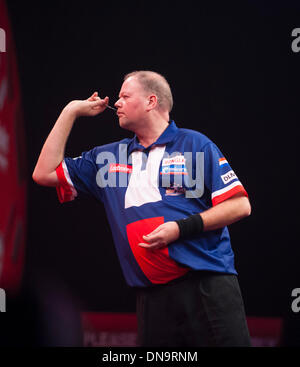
[
  {"x1": 203, "y1": 143, "x2": 248, "y2": 206},
  {"x1": 55, "y1": 148, "x2": 102, "y2": 203}
]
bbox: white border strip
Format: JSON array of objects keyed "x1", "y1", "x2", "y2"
[
  {"x1": 211, "y1": 180, "x2": 242, "y2": 200},
  {"x1": 62, "y1": 160, "x2": 78, "y2": 199}
]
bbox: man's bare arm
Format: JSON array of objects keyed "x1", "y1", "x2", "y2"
[
  {"x1": 200, "y1": 192, "x2": 251, "y2": 231},
  {"x1": 32, "y1": 92, "x2": 108, "y2": 186},
  {"x1": 138, "y1": 193, "x2": 251, "y2": 249}
]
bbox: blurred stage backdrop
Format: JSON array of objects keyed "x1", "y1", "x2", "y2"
[{"x1": 0, "y1": 0, "x2": 299, "y2": 346}]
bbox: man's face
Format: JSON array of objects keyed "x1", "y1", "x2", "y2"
[{"x1": 114, "y1": 76, "x2": 149, "y2": 130}]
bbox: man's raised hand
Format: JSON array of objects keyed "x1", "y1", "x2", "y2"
[{"x1": 66, "y1": 92, "x2": 109, "y2": 118}]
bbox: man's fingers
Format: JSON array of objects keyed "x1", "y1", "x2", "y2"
[
  {"x1": 143, "y1": 225, "x2": 162, "y2": 240},
  {"x1": 87, "y1": 92, "x2": 110, "y2": 112},
  {"x1": 91, "y1": 96, "x2": 109, "y2": 110},
  {"x1": 142, "y1": 233, "x2": 161, "y2": 243},
  {"x1": 138, "y1": 242, "x2": 162, "y2": 249},
  {"x1": 88, "y1": 91, "x2": 98, "y2": 101},
  {"x1": 88, "y1": 92, "x2": 109, "y2": 104}
]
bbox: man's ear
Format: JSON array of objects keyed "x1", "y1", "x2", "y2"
[{"x1": 147, "y1": 94, "x2": 158, "y2": 110}]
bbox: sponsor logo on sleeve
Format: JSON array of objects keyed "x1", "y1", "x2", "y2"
[
  {"x1": 219, "y1": 157, "x2": 229, "y2": 166},
  {"x1": 221, "y1": 170, "x2": 237, "y2": 184}
]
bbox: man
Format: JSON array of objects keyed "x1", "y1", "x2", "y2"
[{"x1": 33, "y1": 70, "x2": 252, "y2": 347}]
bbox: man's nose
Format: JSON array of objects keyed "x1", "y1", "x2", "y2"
[{"x1": 114, "y1": 99, "x2": 122, "y2": 108}]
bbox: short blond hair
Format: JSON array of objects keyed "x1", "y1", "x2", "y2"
[{"x1": 124, "y1": 70, "x2": 173, "y2": 112}]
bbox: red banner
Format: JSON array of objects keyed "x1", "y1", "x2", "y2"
[
  {"x1": 81, "y1": 312, "x2": 283, "y2": 347},
  {"x1": 81, "y1": 312, "x2": 138, "y2": 347},
  {"x1": 247, "y1": 316, "x2": 283, "y2": 347},
  {"x1": 0, "y1": 0, "x2": 27, "y2": 294}
]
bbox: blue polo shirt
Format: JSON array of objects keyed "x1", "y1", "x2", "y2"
[{"x1": 56, "y1": 121, "x2": 248, "y2": 287}]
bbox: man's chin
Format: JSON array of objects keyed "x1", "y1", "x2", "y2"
[{"x1": 119, "y1": 118, "x2": 134, "y2": 132}]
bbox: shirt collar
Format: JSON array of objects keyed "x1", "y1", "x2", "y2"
[{"x1": 128, "y1": 120, "x2": 179, "y2": 155}]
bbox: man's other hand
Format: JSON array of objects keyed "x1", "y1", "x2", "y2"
[{"x1": 138, "y1": 221, "x2": 180, "y2": 250}]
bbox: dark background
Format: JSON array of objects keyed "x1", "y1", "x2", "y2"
[{"x1": 2, "y1": 0, "x2": 300, "y2": 345}]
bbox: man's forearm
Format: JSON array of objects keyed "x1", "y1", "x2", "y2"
[
  {"x1": 32, "y1": 93, "x2": 108, "y2": 186},
  {"x1": 139, "y1": 194, "x2": 251, "y2": 250},
  {"x1": 200, "y1": 194, "x2": 251, "y2": 231},
  {"x1": 32, "y1": 105, "x2": 76, "y2": 185}
]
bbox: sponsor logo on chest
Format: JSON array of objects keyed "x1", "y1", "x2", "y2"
[
  {"x1": 109, "y1": 163, "x2": 132, "y2": 173},
  {"x1": 160, "y1": 155, "x2": 187, "y2": 175}
]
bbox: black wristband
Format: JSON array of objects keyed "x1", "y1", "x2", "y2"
[{"x1": 175, "y1": 214, "x2": 204, "y2": 239}]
